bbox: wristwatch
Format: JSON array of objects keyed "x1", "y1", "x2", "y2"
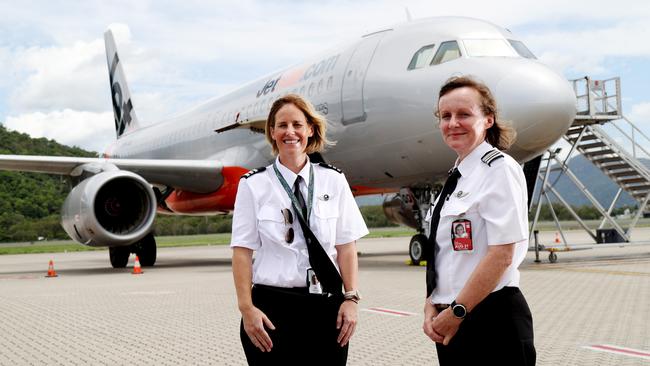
[
  {"x1": 450, "y1": 300, "x2": 467, "y2": 319},
  {"x1": 344, "y1": 289, "x2": 362, "y2": 303}
]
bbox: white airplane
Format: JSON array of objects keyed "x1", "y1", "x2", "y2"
[{"x1": 0, "y1": 16, "x2": 576, "y2": 268}]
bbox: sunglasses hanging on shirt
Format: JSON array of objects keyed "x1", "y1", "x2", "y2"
[{"x1": 281, "y1": 208, "x2": 294, "y2": 244}]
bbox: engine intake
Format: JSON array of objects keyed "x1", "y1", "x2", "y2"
[
  {"x1": 382, "y1": 193, "x2": 419, "y2": 229},
  {"x1": 61, "y1": 170, "x2": 156, "y2": 247}
]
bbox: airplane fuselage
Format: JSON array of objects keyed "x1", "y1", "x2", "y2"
[{"x1": 107, "y1": 16, "x2": 575, "y2": 208}]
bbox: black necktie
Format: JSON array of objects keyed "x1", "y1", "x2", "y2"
[
  {"x1": 294, "y1": 176, "x2": 308, "y2": 221},
  {"x1": 426, "y1": 168, "x2": 461, "y2": 297}
]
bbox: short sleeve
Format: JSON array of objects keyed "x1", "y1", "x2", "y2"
[
  {"x1": 478, "y1": 161, "x2": 528, "y2": 246},
  {"x1": 335, "y1": 174, "x2": 369, "y2": 245},
  {"x1": 230, "y1": 179, "x2": 261, "y2": 250}
]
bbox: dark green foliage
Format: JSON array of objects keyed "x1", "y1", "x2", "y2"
[
  {"x1": 0, "y1": 125, "x2": 95, "y2": 241},
  {"x1": 153, "y1": 215, "x2": 233, "y2": 236},
  {"x1": 360, "y1": 205, "x2": 398, "y2": 228}
]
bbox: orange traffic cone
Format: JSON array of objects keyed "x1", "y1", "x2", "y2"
[
  {"x1": 46, "y1": 260, "x2": 58, "y2": 277},
  {"x1": 554, "y1": 232, "x2": 561, "y2": 244},
  {"x1": 132, "y1": 255, "x2": 143, "y2": 275}
]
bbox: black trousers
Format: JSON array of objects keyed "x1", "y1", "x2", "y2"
[
  {"x1": 240, "y1": 284, "x2": 348, "y2": 366},
  {"x1": 435, "y1": 287, "x2": 536, "y2": 366}
]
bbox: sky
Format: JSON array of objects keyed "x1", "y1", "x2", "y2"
[{"x1": 0, "y1": 0, "x2": 649, "y2": 153}]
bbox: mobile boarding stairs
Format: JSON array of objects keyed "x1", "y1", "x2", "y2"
[{"x1": 530, "y1": 76, "x2": 650, "y2": 263}]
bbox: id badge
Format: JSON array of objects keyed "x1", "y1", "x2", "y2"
[
  {"x1": 451, "y1": 219, "x2": 473, "y2": 252},
  {"x1": 307, "y1": 268, "x2": 323, "y2": 294}
]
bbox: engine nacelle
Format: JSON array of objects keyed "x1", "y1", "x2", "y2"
[
  {"x1": 61, "y1": 170, "x2": 157, "y2": 247},
  {"x1": 382, "y1": 192, "x2": 419, "y2": 229}
]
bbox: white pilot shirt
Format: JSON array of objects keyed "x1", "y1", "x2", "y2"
[
  {"x1": 230, "y1": 157, "x2": 369, "y2": 288},
  {"x1": 427, "y1": 141, "x2": 529, "y2": 305}
]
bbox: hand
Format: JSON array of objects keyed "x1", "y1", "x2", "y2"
[
  {"x1": 336, "y1": 299, "x2": 358, "y2": 346},
  {"x1": 423, "y1": 301, "x2": 444, "y2": 343},
  {"x1": 241, "y1": 306, "x2": 276, "y2": 352},
  {"x1": 431, "y1": 308, "x2": 462, "y2": 345}
]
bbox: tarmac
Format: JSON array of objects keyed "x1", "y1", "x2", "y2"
[{"x1": 0, "y1": 232, "x2": 649, "y2": 365}]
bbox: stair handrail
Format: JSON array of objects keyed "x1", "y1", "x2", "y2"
[
  {"x1": 606, "y1": 118, "x2": 650, "y2": 160},
  {"x1": 590, "y1": 125, "x2": 650, "y2": 181}
]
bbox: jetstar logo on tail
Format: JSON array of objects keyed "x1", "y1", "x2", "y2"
[{"x1": 108, "y1": 53, "x2": 134, "y2": 137}]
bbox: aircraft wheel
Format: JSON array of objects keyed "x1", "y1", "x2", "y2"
[
  {"x1": 409, "y1": 234, "x2": 428, "y2": 265},
  {"x1": 548, "y1": 252, "x2": 558, "y2": 263},
  {"x1": 109, "y1": 246, "x2": 130, "y2": 268},
  {"x1": 134, "y1": 233, "x2": 157, "y2": 267}
]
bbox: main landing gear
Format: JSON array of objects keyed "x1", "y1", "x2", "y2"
[
  {"x1": 409, "y1": 233, "x2": 428, "y2": 265},
  {"x1": 108, "y1": 232, "x2": 157, "y2": 268}
]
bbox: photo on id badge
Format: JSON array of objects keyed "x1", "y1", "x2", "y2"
[
  {"x1": 307, "y1": 268, "x2": 323, "y2": 294},
  {"x1": 451, "y1": 219, "x2": 473, "y2": 252}
]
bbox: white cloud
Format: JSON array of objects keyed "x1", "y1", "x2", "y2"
[
  {"x1": 628, "y1": 102, "x2": 650, "y2": 143},
  {"x1": 629, "y1": 102, "x2": 650, "y2": 123},
  {"x1": 10, "y1": 39, "x2": 108, "y2": 113},
  {"x1": 1, "y1": 0, "x2": 650, "y2": 149},
  {"x1": 4, "y1": 109, "x2": 114, "y2": 153}
]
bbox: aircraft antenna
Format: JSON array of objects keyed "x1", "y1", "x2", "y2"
[{"x1": 404, "y1": 7, "x2": 413, "y2": 22}]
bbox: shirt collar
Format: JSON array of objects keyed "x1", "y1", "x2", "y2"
[
  {"x1": 456, "y1": 141, "x2": 495, "y2": 178},
  {"x1": 275, "y1": 156, "x2": 311, "y2": 187}
]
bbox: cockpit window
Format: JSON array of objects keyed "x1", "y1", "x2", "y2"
[
  {"x1": 508, "y1": 39, "x2": 536, "y2": 59},
  {"x1": 408, "y1": 44, "x2": 435, "y2": 70},
  {"x1": 463, "y1": 39, "x2": 518, "y2": 57},
  {"x1": 430, "y1": 41, "x2": 461, "y2": 65}
]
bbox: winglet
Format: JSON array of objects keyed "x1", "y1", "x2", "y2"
[{"x1": 104, "y1": 29, "x2": 140, "y2": 139}]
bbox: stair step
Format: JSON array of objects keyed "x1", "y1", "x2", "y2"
[
  {"x1": 632, "y1": 191, "x2": 650, "y2": 198},
  {"x1": 567, "y1": 134, "x2": 599, "y2": 143},
  {"x1": 619, "y1": 177, "x2": 647, "y2": 184},
  {"x1": 579, "y1": 142, "x2": 607, "y2": 150},
  {"x1": 584, "y1": 149, "x2": 615, "y2": 157},
  {"x1": 627, "y1": 185, "x2": 650, "y2": 192},
  {"x1": 565, "y1": 127, "x2": 586, "y2": 136},
  {"x1": 591, "y1": 157, "x2": 623, "y2": 163},
  {"x1": 609, "y1": 170, "x2": 638, "y2": 177},
  {"x1": 601, "y1": 163, "x2": 631, "y2": 171}
]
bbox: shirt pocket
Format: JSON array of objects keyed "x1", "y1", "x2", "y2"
[
  {"x1": 313, "y1": 199, "x2": 340, "y2": 246},
  {"x1": 440, "y1": 197, "x2": 476, "y2": 219},
  {"x1": 257, "y1": 204, "x2": 288, "y2": 246}
]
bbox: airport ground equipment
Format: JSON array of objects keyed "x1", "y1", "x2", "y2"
[{"x1": 530, "y1": 77, "x2": 650, "y2": 262}]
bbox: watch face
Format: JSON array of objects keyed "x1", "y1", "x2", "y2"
[{"x1": 452, "y1": 304, "x2": 466, "y2": 318}]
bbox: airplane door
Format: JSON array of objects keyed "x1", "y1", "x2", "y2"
[{"x1": 341, "y1": 33, "x2": 384, "y2": 125}]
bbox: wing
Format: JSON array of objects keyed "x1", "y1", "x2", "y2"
[{"x1": 0, "y1": 155, "x2": 223, "y2": 193}]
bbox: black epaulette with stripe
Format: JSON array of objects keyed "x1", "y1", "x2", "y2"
[
  {"x1": 241, "y1": 167, "x2": 266, "y2": 179},
  {"x1": 318, "y1": 162, "x2": 342, "y2": 173},
  {"x1": 481, "y1": 149, "x2": 504, "y2": 166}
]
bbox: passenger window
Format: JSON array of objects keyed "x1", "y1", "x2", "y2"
[
  {"x1": 408, "y1": 44, "x2": 435, "y2": 70},
  {"x1": 431, "y1": 41, "x2": 461, "y2": 65}
]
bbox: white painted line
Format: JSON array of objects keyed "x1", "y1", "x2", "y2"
[
  {"x1": 362, "y1": 307, "x2": 417, "y2": 317},
  {"x1": 583, "y1": 344, "x2": 650, "y2": 360}
]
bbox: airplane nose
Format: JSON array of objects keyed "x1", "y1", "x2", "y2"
[{"x1": 495, "y1": 62, "x2": 576, "y2": 161}]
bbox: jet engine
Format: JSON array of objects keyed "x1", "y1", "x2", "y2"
[
  {"x1": 61, "y1": 170, "x2": 156, "y2": 247},
  {"x1": 382, "y1": 191, "x2": 419, "y2": 229}
]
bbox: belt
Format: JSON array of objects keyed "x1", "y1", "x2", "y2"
[
  {"x1": 253, "y1": 284, "x2": 338, "y2": 297},
  {"x1": 253, "y1": 284, "x2": 309, "y2": 294},
  {"x1": 434, "y1": 303, "x2": 450, "y2": 311}
]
